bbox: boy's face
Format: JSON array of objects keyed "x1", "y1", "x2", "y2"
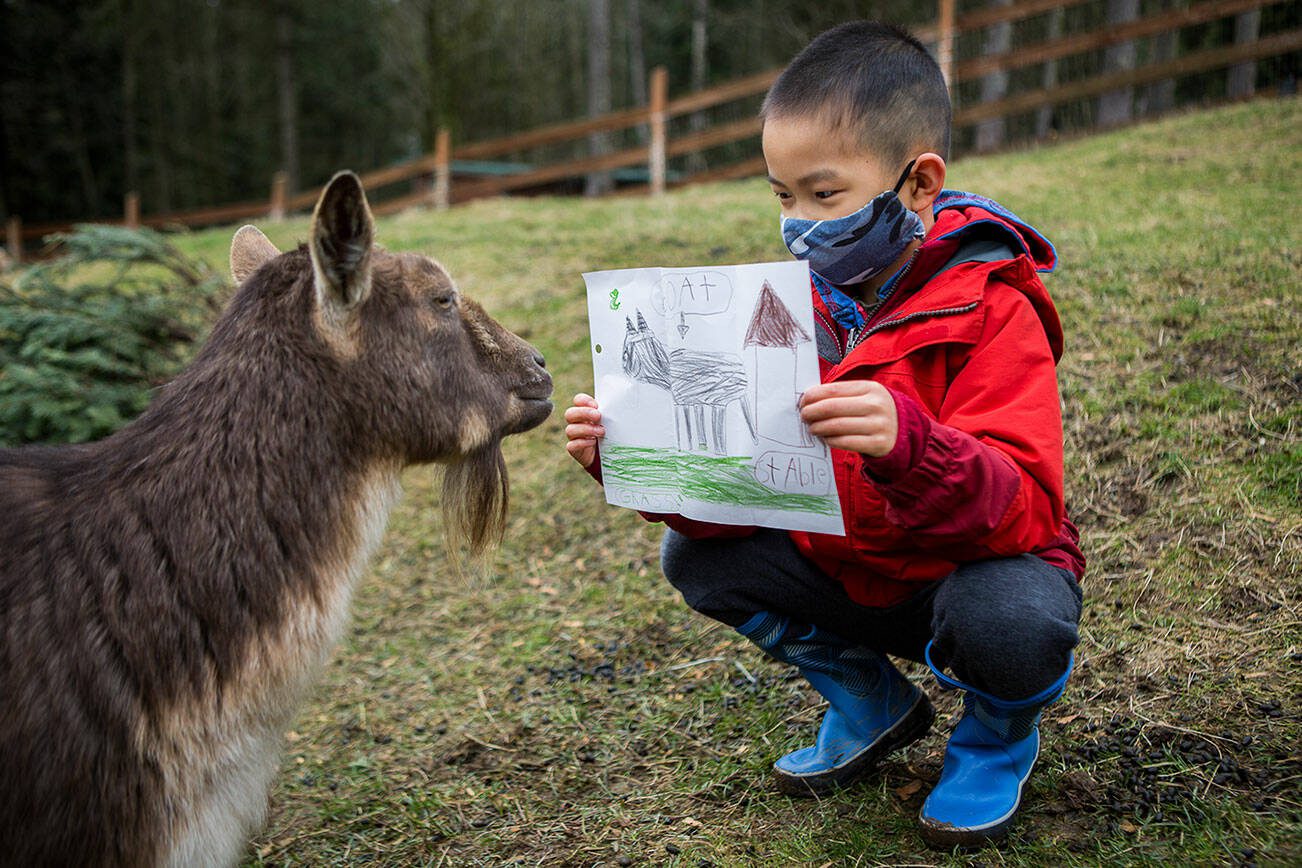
[{"x1": 763, "y1": 114, "x2": 905, "y2": 222}]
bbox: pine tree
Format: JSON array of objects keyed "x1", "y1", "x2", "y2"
[{"x1": 0, "y1": 225, "x2": 224, "y2": 446}]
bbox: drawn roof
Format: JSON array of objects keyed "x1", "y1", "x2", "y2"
[{"x1": 744, "y1": 281, "x2": 811, "y2": 349}]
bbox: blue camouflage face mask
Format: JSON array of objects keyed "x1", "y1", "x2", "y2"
[{"x1": 780, "y1": 159, "x2": 926, "y2": 287}]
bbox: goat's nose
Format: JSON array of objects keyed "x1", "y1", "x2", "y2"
[{"x1": 533, "y1": 350, "x2": 546, "y2": 369}]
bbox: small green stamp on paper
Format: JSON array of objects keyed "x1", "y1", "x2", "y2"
[{"x1": 609, "y1": 288, "x2": 622, "y2": 310}]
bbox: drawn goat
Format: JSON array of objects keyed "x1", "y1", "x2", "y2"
[
  {"x1": 621, "y1": 309, "x2": 755, "y2": 453},
  {"x1": 0, "y1": 172, "x2": 553, "y2": 867}
]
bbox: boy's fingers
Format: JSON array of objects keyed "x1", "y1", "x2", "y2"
[
  {"x1": 565, "y1": 423, "x2": 605, "y2": 440},
  {"x1": 563, "y1": 406, "x2": 602, "y2": 424},
  {"x1": 800, "y1": 395, "x2": 887, "y2": 422},
  {"x1": 819, "y1": 434, "x2": 889, "y2": 455},
  {"x1": 806, "y1": 418, "x2": 887, "y2": 441},
  {"x1": 799, "y1": 380, "x2": 876, "y2": 406},
  {"x1": 573, "y1": 393, "x2": 598, "y2": 408}
]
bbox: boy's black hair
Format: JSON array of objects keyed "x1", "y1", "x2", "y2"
[{"x1": 762, "y1": 21, "x2": 951, "y2": 165}]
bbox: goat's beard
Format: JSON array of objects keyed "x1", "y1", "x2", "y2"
[{"x1": 441, "y1": 439, "x2": 508, "y2": 566}]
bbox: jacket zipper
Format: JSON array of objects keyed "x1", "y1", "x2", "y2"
[
  {"x1": 869, "y1": 249, "x2": 920, "y2": 323},
  {"x1": 857, "y1": 300, "x2": 980, "y2": 344},
  {"x1": 816, "y1": 254, "x2": 920, "y2": 359},
  {"x1": 817, "y1": 248, "x2": 972, "y2": 359},
  {"x1": 847, "y1": 250, "x2": 925, "y2": 353}
]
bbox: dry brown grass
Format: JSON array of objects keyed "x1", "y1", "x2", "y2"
[{"x1": 166, "y1": 97, "x2": 1302, "y2": 866}]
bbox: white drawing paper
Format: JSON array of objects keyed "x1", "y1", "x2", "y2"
[{"x1": 583, "y1": 260, "x2": 845, "y2": 535}]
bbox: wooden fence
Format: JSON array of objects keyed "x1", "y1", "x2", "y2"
[{"x1": 5, "y1": 0, "x2": 1297, "y2": 262}]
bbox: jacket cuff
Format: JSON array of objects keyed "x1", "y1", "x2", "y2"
[
  {"x1": 861, "y1": 388, "x2": 932, "y2": 483},
  {"x1": 584, "y1": 443, "x2": 604, "y2": 483}
]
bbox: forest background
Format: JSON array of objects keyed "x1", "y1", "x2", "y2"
[
  {"x1": 2, "y1": 0, "x2": 1297, "y2": 227},
  {"x1": 5, "y1": 0, "x2": 890, "y2": 224}
]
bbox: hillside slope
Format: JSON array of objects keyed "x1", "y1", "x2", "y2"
[{"x1": 176, "y1": 97, "x2": 1300, "y2": 866}]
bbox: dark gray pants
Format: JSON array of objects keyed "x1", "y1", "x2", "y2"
[{"x1": 660, "y1": 528, "x2": 1082, "y2": 702}]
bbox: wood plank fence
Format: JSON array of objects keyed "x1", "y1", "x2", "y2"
[{"x1": 5, "y1": 0, "x2": 1297, "y2": 262}]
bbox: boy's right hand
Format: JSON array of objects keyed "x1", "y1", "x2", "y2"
[{"x1": 564, "y1": 393, "x2": 604, "y2": 468}]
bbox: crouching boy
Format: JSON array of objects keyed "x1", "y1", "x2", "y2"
[{"x1": 564, "y1": 21, "x2": 1085, "y2": 847}]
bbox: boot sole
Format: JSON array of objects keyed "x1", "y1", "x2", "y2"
[
  {"x1": 917, "y1": 734, "x2": 1039, "y2": 849},
  {"x1": 917, "y1": 815, "x2": 1014, "y2": 849},
  {"x1": 773, "y1": 692, "x2": 935, "y2": 797}
]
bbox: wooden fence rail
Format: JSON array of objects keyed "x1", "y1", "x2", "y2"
[
  {"x1": 4, "y1": 0, "x2": 1295, "y2": 262},
  {"x1": 955, "y1": 27, "x2": 1301, "y2": 125},
  {"x1": 955, "y1": 0, "x2": 1275, "y2": 80}
]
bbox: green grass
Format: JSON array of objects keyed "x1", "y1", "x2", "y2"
[
  {"x1": 602, "y1": 445, "x2": 840, "y2": 515},
  {"x1": 166, "y1": 97, "x2": 1301, "y2": 865}
]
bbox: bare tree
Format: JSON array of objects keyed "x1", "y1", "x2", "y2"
[
  {"x1": 1142, "y1": 0, "x2": 1180, "y2": 117},
  {"x1": 686, "y1": 0, "x2": 709, "y2": 172},
  {"x1": 275, "y1": 3, "x2": 300, "y2": 193},
  {"x1": 1035, "y1": 4, "x2": 1064, "y2": 138},
  {"x1": 1097, "y1": 0, "x2": 1139, "y2": 128},
  {"x1": 145, "y1": 39, "x2": 173, "y2": 213},
  {"x1": 974, "y1": 0, "x2": 1013, "y2": 153},
  {"x1": 57, "y1": 51, "x2": 100, "y2": 213},
  {"x1": 121, "y1": 0, "x2": 140, "y2": 197},
  {"x1": 1227, "y1": 8, "x2": 1262, "y2": 99},
  {"x1": 626, "y1": 0, "x2": 647, "y2": 143},
  {"x1": 585, "y1": 0, "x2": 614, "y2": 196}
]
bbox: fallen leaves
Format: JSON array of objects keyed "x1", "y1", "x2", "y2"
[{"x1": 894, "y1": 779, "x2": 923, "y2": 800}]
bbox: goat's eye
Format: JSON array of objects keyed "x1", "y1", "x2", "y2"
[{"x1": 433, "y1": 294, "x2": 454, "y2": 309}]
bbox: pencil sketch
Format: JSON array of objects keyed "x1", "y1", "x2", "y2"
[
  {"x1": 744, "y1": 280, "x2": 814, "y2": 447},
  {"x1": 622, "y1": 309, "x2": 756, "y2": 454}
]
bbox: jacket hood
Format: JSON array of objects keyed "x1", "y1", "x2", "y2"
[
  {"x1": 861, "y1": 189, "x2": 1064, "y2": 361},
  {"x1": 929, "y1": 190, "x2": 1057, "y2": 273}
]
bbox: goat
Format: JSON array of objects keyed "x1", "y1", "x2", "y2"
[{"x1": 0, "y1": 172, "x2": 553, "y2": 866}]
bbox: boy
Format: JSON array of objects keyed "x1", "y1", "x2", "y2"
[{"x1": 564, "y1": 21, "x2": 1084, "y2": 847}]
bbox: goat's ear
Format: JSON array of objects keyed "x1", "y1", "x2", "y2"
[
  {"x1": 309, "y1": 171, "x2": 374, "y2": 310},
  {"x1": 229, "y1": 225, "x2": 281, "y2": 284}
]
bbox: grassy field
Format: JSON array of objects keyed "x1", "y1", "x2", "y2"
[{"x1": 172, "y1": 98, "x2": 1300, "y2": 866}]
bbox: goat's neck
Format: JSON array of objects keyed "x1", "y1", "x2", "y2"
[{"x1": 74, "y1": 341, "x2": 403, "y2": 693}]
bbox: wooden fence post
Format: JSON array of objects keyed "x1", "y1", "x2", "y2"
[
  {"x1": 649, "y1": 66, "x2": 668, "y2": 196},
  {"x1": 432, "y1": 129, "x2": 451, "y2": 211},
  {"x1": 5, "y1": 216, "x2": 21, "y2": 265},
  {"x1": 124, "y1": 192, "x2": 140, "y2": 229},
  {"x1": 269, "y1": 171, "x2": 288, "y2": 222},
  {"x1": 937, "y1": 0, "x2": 956, "y2": 90}
]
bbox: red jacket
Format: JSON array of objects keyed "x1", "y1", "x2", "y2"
[{"x1": 591, "y1": 192, "x2": 1085, "y2": 608}]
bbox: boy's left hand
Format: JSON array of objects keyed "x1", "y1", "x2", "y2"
[{"x1": 799, "y1": 381, "x2": 898, "y2": 457}]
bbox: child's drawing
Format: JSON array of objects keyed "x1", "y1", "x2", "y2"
[
  {"x1": 622, "y1": 309, "x2": 755, "y2": 453},
  {"x1": 584, "y1": 261, "x2": 844, "y2": 536}
]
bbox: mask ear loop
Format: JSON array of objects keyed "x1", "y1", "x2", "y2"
[{"x1": 891, "y1": 159, "x2": 918, "y2": 194}]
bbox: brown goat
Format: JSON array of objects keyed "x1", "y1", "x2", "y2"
[{"x1": 0, "y1": 172, "x2": 553, "y2": 866}]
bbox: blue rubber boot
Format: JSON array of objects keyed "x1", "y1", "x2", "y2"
[
  {"x1": 738, "y1": 612, "x2": 933, "y2": 796},
  {"x1": 918, "y1": 642, "x2": 1073, "y2": 847}
]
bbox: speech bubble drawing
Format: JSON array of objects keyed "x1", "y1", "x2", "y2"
[
  {"x1": 752, "y1": 451, "x2": 834, "y2": 495},
  {"x1": 650, "y1": 270, "x2": 733, "y2": 316}
]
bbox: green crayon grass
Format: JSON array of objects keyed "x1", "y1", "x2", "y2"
[{"x1": 602, "y1": 444, "x2": 840, "y2": 515}]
